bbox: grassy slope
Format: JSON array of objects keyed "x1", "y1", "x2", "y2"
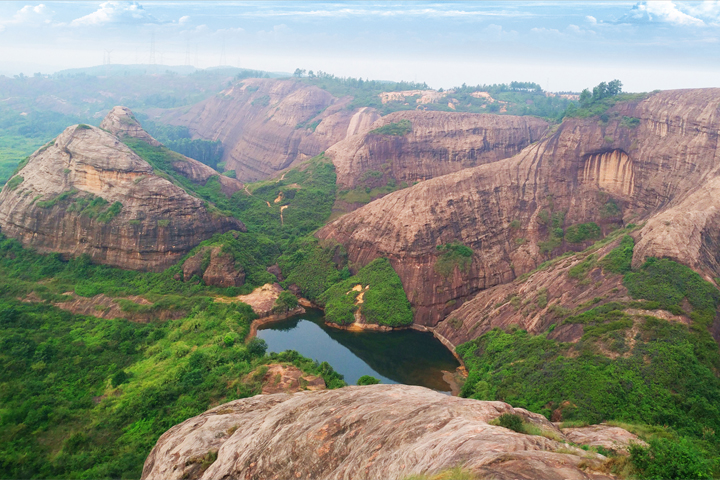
[{"x1": 458, "y1": 236, "x2": 720, "y2": 478}]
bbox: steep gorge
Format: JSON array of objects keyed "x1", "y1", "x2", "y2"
[{"x1": 160, "y1": 78, "x2": 381, "y2": 181}]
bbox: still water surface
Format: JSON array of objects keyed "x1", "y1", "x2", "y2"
[{"x1": 257, "y1": 310, "x2": 460, "y2": 392}]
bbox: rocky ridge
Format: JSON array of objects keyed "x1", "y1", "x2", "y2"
[
  {"x1": 160, "y1": 78, "x2": 380, "y2": 181},
  {"x1": 0, "y1": 122, "x2": 243, "y2": 271},
  {"x1": 317, "y1": 89, "x2": 720, "y2": 326},
  {"x1": 101, "y1": 106, "x2": 245, "y2": 196},
  {"x1": 329, "y1": 110, "x2": 548, "y2": 192},
  {"x1": 142, "y1": 384, "x2": 618, "y2": 480}
]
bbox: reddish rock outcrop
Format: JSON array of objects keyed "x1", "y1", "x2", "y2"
[
  {"x1": 100, "y1": 105, "x2": 162, "y2": 146},
  {"x1": 257, "y1": 364, "x2": 326, "y2": 394},
  {"x1": 160, "y1": 78, "x2": 380, "y2": 181},
  {"x1": 329, "y1": 111, "x2": 548, "y2": 191},
  {"x1": 101, "y1": 106, "x2": 244, "y2": 196},
  {"x1": 561, "y1": 424, "x2": 647, "y2": 453},
  {"x1": 141, "y1": 384, "x2": 614, "y2": 480},
  {"x1": 433, "y1": 237, "x2": 631, "y2": 347},
  {"x1": 318, "y1": 89, "x2": 720, "y2": 326},
  {"x1": 0, "y1": 124, "x2": 243, "y2": 271},
  {"x1": 182, "y1": 246, "x2": 245, "y2": 287}
]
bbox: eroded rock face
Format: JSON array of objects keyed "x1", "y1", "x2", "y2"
[
  {"x1": 329, "y1": 111, "x2": 548, "y2": 191},
  {"x1": 182, "y1": 246, "x2": 245, "y2": 288},
  {"x1": 160, "y1": 78, "x2": 380, "y2": 181},
  {"x1": 258, "y1": 364, "x2": 326, "y2": 394},
  {"x1": 101, "y1": 106, "x2": 244, "y2": 197},
  {"x1": 100, "y1": 106, "x2": 162, "y2": 146},
  {"x1": 434, "y1": 238, "x2": 631, "y2": 347},
  {"x1": 318, "y1": 89, "x2": 720, "y2": 326},
  {"x1": 141, "y1": 384, "x2": 614, "y2": 480},
  {"x1": 561, "y1": 424, "x2": 647, "y2": 453},
  {"x1": 0, "y1": 124, "x2": 243, "y2": 271}
]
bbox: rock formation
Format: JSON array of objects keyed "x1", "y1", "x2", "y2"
[
  {"x1": 142, "y1": 384, "x2": 617, "y2": 480},
  {"x1": 317, "y1": 89, "x2": 720, "y2": 326},
  {"x1": 329, "y1": 111, "x2": 548, "y2": 192},
  {"x1": 182, "y1": 246, "x2": 245, "y2": 287},
  {"x1": 101, "y1": 106, "x2": 244, "y2": 197},
  {"x1": 0, "y1": 124, "x2": 243, "y2": 271},
  {"x1": 159, "y1": 78, "x2": 380, "y2": 181}
]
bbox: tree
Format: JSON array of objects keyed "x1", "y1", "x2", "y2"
[
  {"x1": 579, "y1": 89, "x2": 592, "y2": 108},
  {"x1": 607, "y1": 79, "x2": 623, "y2": 96},
  {"x1": 293, "y1": 68, "x2": 306, "y2": 78}
]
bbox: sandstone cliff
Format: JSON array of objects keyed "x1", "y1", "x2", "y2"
[
  {"x1": 0, "y1": 124, "x2": 243, "y2": 271},
  {"x1": 142, "y1": 384, "x2": 615, "y2": 480},
  {"x1": 160, "y1": 78, "x2": 380, "y2": 181},
  {"x1": 317, "y1": 89, "x2": 720, "y2": 326},
  {"x1": 329, "y1": 111, "x2": 548, "y2": 192},
  {"x1": 101, "y1": 106, "x2": 244, "y2": 196}
]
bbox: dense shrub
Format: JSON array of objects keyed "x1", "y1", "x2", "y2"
[
  {"x1": 321, "y1": 258, "x2": 413, "y2": 327},
  {"x1": 357, "y1": 375, "x2": 380, "y2": 386}
]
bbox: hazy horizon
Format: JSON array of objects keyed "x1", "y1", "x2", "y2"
[{"x1": 1, "y1": 1, "x2": 719, "y2": 92}]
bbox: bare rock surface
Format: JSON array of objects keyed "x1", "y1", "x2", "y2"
[
  {"x1": 159, "y1": 78, "x2": 379, "y2": 181},
  {"x1": 99, "y1": 106, "x2": 162, "y2": 146},
  {"x1": 0, "y1": 124, "x2": 243, "y2": 271},
  {"x1": 230, "y1": 283, "x2": 284, "y2": 317},
  {"x1": 142, "y1": 384, "x2": 614, "y2": 480},
  {"x1": 561, "y1": 424, "x2": 648, "y2": 453},
  {"x1": 51, "y1": 293, "x2": 185, "y2": 322},
  {"x1": 329, "y1": 111, "x2": 548, "y2": 192},
  {"x1": 318, "y1": 88, "x2": 720, "y2": 326},
  {"x1": 101, "y1": 105, "x2": 244, "y2": 196},
  {"x1": 434, "y1": 237, "x2": 631, "y2": 347},
  {"x1": 257, "y1": 364, "x2": 326, "y2": 394}
]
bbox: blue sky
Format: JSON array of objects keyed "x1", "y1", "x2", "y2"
[{"x1": 1, "y1": 1, "x2": 719, "y2": 91}]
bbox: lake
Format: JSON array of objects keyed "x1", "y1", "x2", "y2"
[{"x1": 257, "y1": 309, "x2": 460, "y2": 392}]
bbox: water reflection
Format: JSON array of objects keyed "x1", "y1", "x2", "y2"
[{"x1": 257, "y1": 310, "x2": 459, "y2": 392}]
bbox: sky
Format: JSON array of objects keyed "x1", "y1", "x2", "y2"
[{"x1": 0, "y1": 1, "x2": 719, "y2": 92}]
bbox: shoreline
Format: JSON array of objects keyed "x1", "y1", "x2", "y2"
[{"x1": 246, "y1": 303, "x2": 465, "y2": 367}]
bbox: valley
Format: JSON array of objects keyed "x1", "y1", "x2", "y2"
[{"x1": 0, "y1": 66, "x2": 719, "y2": 480}]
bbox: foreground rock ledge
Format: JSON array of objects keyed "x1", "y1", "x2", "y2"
[{"x1": 142, "y1": 384, "x2": 615, "y2": 480}]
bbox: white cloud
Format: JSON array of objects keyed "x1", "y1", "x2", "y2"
[
  {"x1": 567, "y1": 24, "x2": 595, "y2": 36},
  {"x1": 530, "y1": 27, "x2": 563, "y2": 37},
  {"x1": 620, "y1": 1, "x2": 705, "y2": 27},
  {"x1": 70, "y1": 1, "x2": 158, "y2": 27},
  {"x1": 586, "y1": 15, "x2": 597, "y2": 25},
  {"x1": 4, "y1": 4, "x2": 53, "y2": 26},
  {"x1": 178, "y1": 15, "x2": 190, "y2": 25}
]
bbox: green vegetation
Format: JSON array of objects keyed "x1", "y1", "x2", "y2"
[
  {"x1": 495, "y1": 413, "x2": 524, "y2": 433},
  {"x1": 564, "y1": 222, "x2": 601, "y2": 244},
  {"x1": 563, "y1": 79, "x2": 648, "y2": 120},
  {"x1": 251, "y1": 95, "x2": 270, "y2": 107},
  {"x1": 434, "y1": 243, "x2": 473, "y2": 277},
  {"x1": 272, "y1": 291, "x2": 299, "y2": 314},
  {"x1": 369, "y1": 119, "x2": 412, "y2": 136},
  {"x1": 279, "y1": 238, "x2": 348, "y2": 302},
  {"x1": 624, "y1": 257, "x2": 720, "y2": 313},
  {"x1": 136, "y1": 117, "x2": 225, "y2": 171},
  {"x1": 620, "y1": 116, "x2": 641, "y2": 129},
  {"x1": 459, "y1": 232, "x2": 720, "y2": 477},
  {"x1": 35, "y1": 189, "x2": 78, "y2": 209},
  {"x1": 0, "y1": 295, "x2": 344, "y2": 479},
  {"x1": 293, "y1": 72, "x2": 570, "y2": 119},
  {"x1": 5, "y1": 175, "x2": 23, "y2": 191},
  {"x1": 357, "y1": 375, "x2": 381, "y2": 385},
  {"x1": 629, "y1": 437, "x2": 713, "y2": 479},
  {"x1": 599, "y1": 235, "x2": 634, "y2": 274},
  {"x1": 320, "y1": 258, "x2": 413, "y2": 327}
]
